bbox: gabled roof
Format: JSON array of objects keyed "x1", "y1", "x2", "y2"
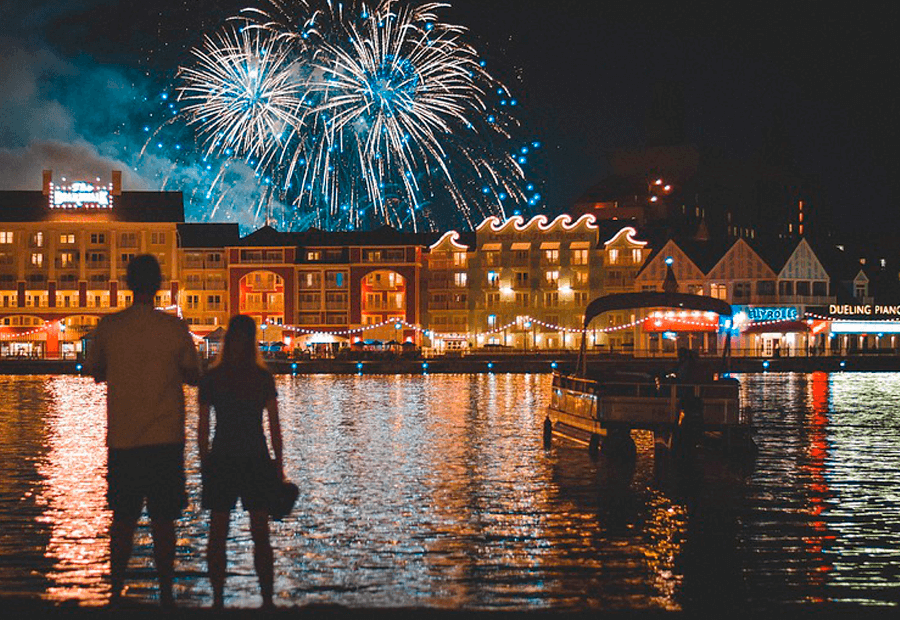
[{"x1": 236, "y1": 225, "x2": 301, "y2": 247}]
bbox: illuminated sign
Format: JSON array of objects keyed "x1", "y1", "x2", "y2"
[
  {"x1": 733, "y1": 306, "x2": 799, "y2": 322},
  {"x1": 49, "y1": 182, "x2": 113, "y2": 209},
  {"x1": 828, "y1": 304, "x2": 900, "y2": 317}
]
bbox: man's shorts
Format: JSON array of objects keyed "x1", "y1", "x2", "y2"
[{"x1": 107, "y1": 443, "x2": 186, "y2": 522}]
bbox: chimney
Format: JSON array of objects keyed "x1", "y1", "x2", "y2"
[
  {"x1": 111, "y1": 170, "x2": 122, "y2": 195},
  {"x1": 42, "y1": 170, "x2": 52, "y2": 195}
]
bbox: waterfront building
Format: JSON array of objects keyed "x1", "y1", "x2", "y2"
[
  {"x1": 466, "y1": 214, "x2": 602, "y2": 351},
  {"x1": 177, "y1": 223, "x2": 240, "y2": 336},
  {"x1": 0, "y1": 171, "x2": 185, "y2": 357},
  {"x1": 634, "y1": 237, "x2": 726, "y2": 355},
  {"x1": 425, "y1": 230, "x2": 474, "y2": 352},
  {"x1": 224, "y1": 225, "x2": 437, "y2": 353},
  {"x1": 596, "y1": 224, "x2": 650, "y2": 352}
]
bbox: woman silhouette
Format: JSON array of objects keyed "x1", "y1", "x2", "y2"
[{"x1": 197, "y1": 314, "x2": 284, "y2": 609}]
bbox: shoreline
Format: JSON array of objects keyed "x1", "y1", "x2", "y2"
[
  {"x1": 3, "y1": 355, "x2": 900, "y2": 376},
  {"x1": 1, "y1": 596, "x2": 896, "y2": 619}
]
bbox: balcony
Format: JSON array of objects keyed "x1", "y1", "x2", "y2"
[{"x1": 363, "y1": 300, "x2": 404, "y2": 311}]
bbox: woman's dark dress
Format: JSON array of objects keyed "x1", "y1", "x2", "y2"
[{"x1": 199, "y1": 365, "x2": 277, "y2": 512}]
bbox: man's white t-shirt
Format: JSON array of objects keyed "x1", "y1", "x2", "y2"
[{"x1": 88, "y1": 303, "x2": 201, "y2": 450}]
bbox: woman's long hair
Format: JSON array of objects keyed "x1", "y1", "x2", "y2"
[{"x1": 213, "y1": 314, "x2": 267, "y2": 371}]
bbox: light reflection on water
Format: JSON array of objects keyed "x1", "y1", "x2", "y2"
[{"x1": 1, "y1": 372, "x2": 899, "y2": 611}]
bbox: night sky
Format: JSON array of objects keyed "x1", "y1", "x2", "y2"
[{"x1": 1, "y1": 1, "x2": 897, "y2": 245}]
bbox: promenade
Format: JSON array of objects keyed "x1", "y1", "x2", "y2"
[{"x1": 3, "y1": 353, "x2": 900, "y2": 376}]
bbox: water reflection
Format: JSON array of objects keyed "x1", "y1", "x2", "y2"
[
  {"x1": 37, "y1": 377, "x2": 109, "y2": 603},
  {"x1": 0, "y1": 373, "x2": 899, "y2": 610}
]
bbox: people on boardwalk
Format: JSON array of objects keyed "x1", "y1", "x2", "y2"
[
  {"x1": 197, "y1": 314, "x2": 284, "y2": 610},
  {"x1": 87, "y1": 254, "x2": 201, "y2": 608}
]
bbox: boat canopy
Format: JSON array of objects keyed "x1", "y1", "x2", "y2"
[{"x1": 583, "y1": 292, "x2": 733, "y2": 329}]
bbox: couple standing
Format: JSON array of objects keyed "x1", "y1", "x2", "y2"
[{"x1": 87, "y1": 254, "x2": 284, "y2": 609}]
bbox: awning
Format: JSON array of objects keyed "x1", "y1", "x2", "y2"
[
  {"x1": 203, "y1": 327, "x2": 226, "y2": 341},
  {"x1": 741, "y1": 320, "x2": 810, "y2": 335}
]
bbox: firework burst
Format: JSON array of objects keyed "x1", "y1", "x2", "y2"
[
  {"x1": 175, "y1": 0, "x2": 541, "y2": 232},
  {"x1": 177, "y1": 25, "x2": 305, "y2": 173}
]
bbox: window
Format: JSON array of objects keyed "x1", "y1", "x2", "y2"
[
  {"x1": 545, "y1": 270, "x2": 559, "y2": 287},
  {"x1": 487, "y1": 314, "x2": 497, "y2": 327},
  {"x1": 31, "y1": 232, "x2": 44, "y2": 247},
  {"x1": 150, "y1": 232, "x2": 166, "y2": 245},
  {"x1": 733, "y1": 282, "x2": 751, "y2": 299},
  {"x1": 207, "y1": 294, "x2": 222, "y2": 310},
  {"x1": 483, "y1": 251, "x2": 499, "y2": 267},
  {"x1": 543, "y1": 249, "x2": 559, "y2": 264},
  {"x1": 574, "y1": 291, "x2": 589, "y2": 306},
  {"x1": 632, "y1": 249, "x2": 643, "y2": 264},
  {"x1": 299, "y1": 272, "x2": 320, "y2": 289},
  {"x1": 710, "y1": 283, "x2": 727, "y2": 300},
  {"x1": 796, "y1": 281, "x2": 811, "y2": 296},
  {"x1": 855, "y1": 283, "x2": 867, "y2": 299},
  {"x1": 60, "y1": 233, "x2": 76, "y2": 244},
  {"x1": 31, "y1": 253, "x2": 43, "y2": 267},
  {"x1": 544, "y1": 292, "x2": 559, "y2": 307},
  {"x1": 58, "y1": 252, "x2": 77, "y2": 268},
  {"x1": 513, "y1": 249, "x2": 529, "y2": 264},
  {"x1": 186, "y1": 295, "x2": 200, "y2": 310},
  {"x1": 608, "y1": 248, "x2": 619, "y2": 265},
  {"x1": 0, "y1": 231, "x2": 13, "y2": 244},
  {"x1": 573, "y1": 270, "x2": 589, "y2": 286},
  {"x1": 120, "y1": 232, "x2": 138, "y2": 248},
  {"x1": 486, "y1": 271, "x2": 499, "y2": 288},
  {"x1": 757, "y1": 280, "x2": 776, "y2": 296},
  {"x1": 454, "y1": 272, "x2": 467, "y2": 287},
  {"x1": 572, "y1": 249, "x2": 588, "y2": 265},
  {"x1": 515, "y1": 292, "x2": 530, "y2": 307},
  {"x1": 90, "y1": 233, "x2": 105, "y2": 244},
  {"x1": 486, "y1": 292, "x2": 500, "y2": 308},
  {"x1": 813, "y1": 281, "x2": 828, "y2": 297},
  {"x1": 325, "y1": 271, "x2": 346, "y2": 288},
  {"x1": 307, "y1": 250, "x2": 321, "y2": 261},
  {"x1": 453, "y1": 252, "x2": 466, "y2": 267},
  {"x1": 515, "y1": 271, "x2": 529, "y2": 287},
  {"x1": 779, "y1": 281, "x2": 793, "y2": 296}
]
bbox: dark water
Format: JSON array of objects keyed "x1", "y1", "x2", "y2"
[{"x1": 0, "y1": 372, "x2": 899, "y2": 611}]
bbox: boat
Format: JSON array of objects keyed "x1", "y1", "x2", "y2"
[{"x1": 544, "y1": 291, "x2": 754, "y2": 460}]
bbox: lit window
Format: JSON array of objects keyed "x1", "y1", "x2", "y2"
[
  {"x1": 454, "y1": 272, "x2": 467, "y2": 287},
  {"x1": 608, "y1": 248, "x2": 619, "y2": 265},
  {"x1": 0, "y1": 232, "x2": 13, "y2": 244},
  {"x1": 572, "y1": 249, "x2": 588, "y2": 265},
  {"x1": 31, "y1": 253, "x2": 43, "y2": 267}
]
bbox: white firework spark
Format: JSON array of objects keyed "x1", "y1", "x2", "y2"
[{"x1": 177, "y1": 24, "x2": 305, "y2": 174}]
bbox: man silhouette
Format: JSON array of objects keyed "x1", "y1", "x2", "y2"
[{"x1": 88, "y1": 254, "x2": 201, "y2": 607}]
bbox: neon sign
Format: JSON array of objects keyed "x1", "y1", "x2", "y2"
[
  {"x1": 49, "y1": 182, "x2": 113, "y2": 209},
  {"x1": 733, "y1": 306, "x2": 798, "y2": 322}
]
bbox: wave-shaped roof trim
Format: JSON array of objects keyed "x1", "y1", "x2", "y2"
[{"x1": 476, "y1": 213, "x2": 598, "y2": 233}]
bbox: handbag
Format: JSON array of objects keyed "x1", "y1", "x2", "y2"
[{"x1": 266, "y1": 460, "x2": 299, "y2": 521}]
